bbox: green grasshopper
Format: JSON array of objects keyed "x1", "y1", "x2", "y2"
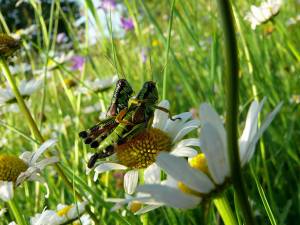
[
  {"x1": 78, "y1": 79, "x2": 134, "y2": 146},
  {"x1": 87, "y1": 81, "x2": 179, "y2": 168}
]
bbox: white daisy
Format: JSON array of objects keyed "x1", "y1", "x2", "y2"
[
  {"x1": 92, "y1": 100, "x2": 200, "y2": 194},
  {"x1": 30, "y1": 201, "x2": 88, "y2": 225},
  {"x1": 0, "y1": 78, "x2": 42, "y2": 106},
  {"x1": 134, "y1": 98, "x2": 282, "y2": 209},
  {"x1": 244, "y1": 0, "x2": 282, "y2": 30},
  {"x1": 11, "y1": 24, "x2": 37, "y2": 39},
  {"x1": 0, "y1": 139, "x2": 58, "y2": 201},
  {"x1": 107, "y1": 172, "x2": 200, "y2": 214},
  {"x1": 9, "y1": 63, "x2": 32, "y2": 75}
]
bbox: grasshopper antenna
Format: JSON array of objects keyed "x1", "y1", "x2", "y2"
[
  {"x1": 149, "y1": 53, "x2": 154, "y2": 81},
  {"x1": 104, "y1": 54, "x2": 126, "y2": 79},
  {"x1": 160, "y1": 61, "x2": 168, "y2": 74}
]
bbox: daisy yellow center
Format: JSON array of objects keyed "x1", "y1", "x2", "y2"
[
  {"x1": 0, "y1": 155, "x2": 28, "y2": 182},
  {"x1": 178, "y1": 153, "x2": 208, "y2": 197},
  {"x1": 57, "y1": 205, "x2": 73, "y2": 217},
  {"x1": 116, "y1": 128, "x2": 172, "y2": 169}
]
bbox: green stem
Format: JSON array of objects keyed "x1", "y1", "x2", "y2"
[
  {"x1": 162, "y1": 0, "x2": 176, "y2": 99},
  {"x1": 215, "y1": 1, "x2": 257, "y2": 225},
  {"x1": 0, "y1": 57, "x2": 99, "y2": 224},
  {"x1": 214, "y1": 195, "x2": 238, "y2": 225},
  {"x1": 8, "y1": 199, "x2": 27, "y2": 225},
  {"x1": 0, "y1": 58, "x2": 42, "y2": 141}
]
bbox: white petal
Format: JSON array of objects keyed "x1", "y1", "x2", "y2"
[
  {"x1": 176, "y1": 138, "x2": 201, "y2": 148},
  {"x1": 30, "y1": 210, "x2": 62, "y2": 225},
  {"x1": 163, "y1": 112, "x2": 192, "y2": 139},
  {"x1": 16, "y1": 167, "x2": 46, "y2": 186},
  {"x1": 239, "y1": 99, "x2": 265, "y2": 162},
  {"x1": 172, "y1": 120, "x2": 201, "y2": 143},
  {"x1": 93, "y1": 163, "x2": 127, "y2": 182},
  {"x1": 171, "y1": 146, "x2": 198, "y2": 158},
  {"x1": 35, "y1": 157, "x2": 59, "y2": 170},
  {"x1": 43, "y1": 183, "x2": 50, "y2": 199},
  {"x1": 156, "y1": 153, "x2": 215, "y2": 193},
  {"x1": 0, "y1": 181, "x2": 14, "y2": 201},
  {"x1": 199, "y1": 103, "x2": 224, "y2": 131},
  {"x1": 144, "y1": 163, "x2": 161, "y2": 184},
  {"x1": 242, "y1": 102, "x2": 283, "y2": 165},
  {"x1": 199, "y1": 103, "x2": 229, "y2": 181},
  {"x1": 30, "y1": 139, "x2": 57, "y2": 164},
  {"x1": 200, "y1": 123, "x2": 228, "y2": 184},
  {"x1": 108, "y1": 196, "x2": 153, "y2": 211},
  {"x1": 152, "y1": 100, "x2": 170, "y2": 130},
  {"x1": 124, "y1": 170, "x2": 139, "y2": 194},
  {"x1": 161, "y1": 176, "x2": 178, "y2": 188},
  {"x1": 67, "y1": 201, "x2": 87, "y2": 219},
  {"x1": 27, "y1": 173, "x2": 45, "y2": 183},
  {"x1": 199, "y1": 103, "x2": 228, "y2": 151},
  {"x1": 137, "y1": 184, "x2": 201, "y2": 209},
  {"x1": 19, "y1": 151, "x2": 33, "y2": 163},
  {"x1": 135, "y1": 205, "x2": 162, "y2": 215}
]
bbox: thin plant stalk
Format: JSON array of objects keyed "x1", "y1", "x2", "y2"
[
  {"x1": 162, "y1": 0, "x2": 176, "y2": 99},
  {"x1": 215, "y1": 0, "x2": 257, "y2": 224},
  {"x1": 8, "y1": 199, "x2": 27, "y2": 225},
  {"x1": 213, "y1": 195, "x2": 238, "y2": 225}
]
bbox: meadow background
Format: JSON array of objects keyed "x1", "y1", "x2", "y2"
[{"x1": 0, "y1": 0, "x2": 299, "y2": 224}]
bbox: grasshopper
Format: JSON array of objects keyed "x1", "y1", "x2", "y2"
[
  {"x1": 87, "y1": 81, "x2": 179, "y2": 168},
  {"x1": 78, "y1": 79, "x2": 134, "y2": 146}
]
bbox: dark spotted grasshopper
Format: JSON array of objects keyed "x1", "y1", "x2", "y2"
[
  {"x1": 79, "y1": 79, "x2": 134, "y2": 160},
  {"x1": 83, "y1": 81, "x2": 179, "y2": 168}
]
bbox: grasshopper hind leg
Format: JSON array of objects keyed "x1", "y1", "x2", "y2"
[{"x1": 87, "y1": 146, "x2": 115, "y2": 168}]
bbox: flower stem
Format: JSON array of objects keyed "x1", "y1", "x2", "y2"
[
  {"x1": 214, "y1": 195, "x2": 238, "y2": 225},
  {"x1": 0, "y1": 58, "x2": 43, "y2": 141},
  {"x1": 8, "y1": 199, "x2": 27, "y2": 225},
  {"x1": 215, "y1": 1, "x2": 257, "y2": 225},
  {"x1": 0, "y1": 57, "x2": 99, "y2": 224}
]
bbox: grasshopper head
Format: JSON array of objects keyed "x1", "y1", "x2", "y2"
[
  {"x1": 137, "y1": 81, "x2": 158, "y2": 104},
  {"x1": 116, "y1": 79, "x2": 134, "y2": 97}
]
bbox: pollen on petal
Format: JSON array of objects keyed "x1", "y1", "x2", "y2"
[
  {"x1": 56, "y1": 205, "x2": 73, "y2": 217},
  {"x1": 178, "y1": 182, "x2": 203, "y2": 198},
  {"x1": 116, "y1": 128, "x2": 172, "y2": 169},
  {"x1": 129, "y1": 201, "x2": 142, "y2": 213},
  {"x1": 189, "y1": 153, "x2": 209, "y2": 174},
  {"x1": 0, "y1": 155, "x2": 28, "y2": 182}
]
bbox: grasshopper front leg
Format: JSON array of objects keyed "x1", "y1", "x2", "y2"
[{"x1": 154, "y1": 106, "x2": 181, "y2": 121}]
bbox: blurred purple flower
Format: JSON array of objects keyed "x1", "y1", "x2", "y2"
[
  {"x1": 140, "y1": 48, "x2": 148, "y2": 64},
  {"x1": 99, "y1": 0, "x2": 116, "y2": 11},
  {"x1": 71, "y1": 56, "x2": 85, "y2": 71},
  {"x1": 120, "y1": 17, "x2": 134, "y2": 31}
]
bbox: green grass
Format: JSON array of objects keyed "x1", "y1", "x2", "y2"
[{"x1": 0, "y1": 0, "x2": 299, "y2": 224}]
